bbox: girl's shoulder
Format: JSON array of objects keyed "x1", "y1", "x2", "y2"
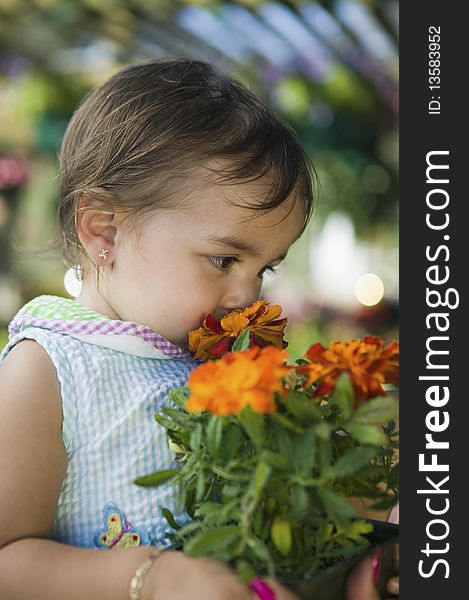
[
  {"x1": 0, "y1": 293, "x2": 84, "y2": 383},
  {"x1": 0, "y1": 336, "x2": 60, "y2": 392},
  {"x1": 0, "y1": 296, "x2": 88, "y2": 449},
  {"x1": 0, "y1": 337, "x2": 65, "y2": 460}
]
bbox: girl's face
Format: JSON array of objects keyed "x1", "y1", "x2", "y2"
[{"x1": 79, "y1": 180, "x2": 305, "y2": 350}]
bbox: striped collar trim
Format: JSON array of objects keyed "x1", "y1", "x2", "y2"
[{"x1": 9, "y1": 295, "x2": 193, "y2": 360}]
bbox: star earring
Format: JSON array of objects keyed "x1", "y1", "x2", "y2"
[{"x1": 98, "y1": 248, "x2": 110, "y2": 261}]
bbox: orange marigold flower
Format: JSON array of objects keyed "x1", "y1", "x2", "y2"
[
  {"x1": 188, "y1": 300, "x2": 288, "y2": 360},
  {"x1": 296, "y1": 336, "x2": 399, "y2": 406},
  {"x1": 186, "y1": 346, "x2": 291, "y2": 416}
]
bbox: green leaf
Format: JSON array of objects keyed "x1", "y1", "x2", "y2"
[
  {"x1": 314, "y1": 422, "x2": 331, "y2": 440},
  {"x1": 346, "y1": 519, "x2": 374, "y2": 543},
  {"x1": 232, "y1": 327, "x2": 252, "y2": 351},
  {"x1": 206, "y1": 415, "x2": 223, "y2": 457},
  {"x1": 271, "y1": 517, "x2": 293, "y2": 556},
  {"x1": 249, "y1": 461, "x2": 272, "y2": 500},
  {"x1": 168, "y1": 386, "x2": 191, "y2": 407},
  {"x1": 184, "y1": 526, "x2": 242, "y2": 556},
  {"x1": 281, "y1": 391, "x2": 322, "y2": 423},
  {"x1": 236, "y1": 560, "x2": 257, "y2": 584},
  {"x1": 134, "y1": 469, "x2": 179, "y2": 487},
  {"x1": 260, "y1": 449, "x2": 289, "y2": 471},
  {"x1": 194, "y1": 502, "x2": 221, "y2": 519},
  {"x1": 347, "y1": 423, "x2": 388, "y2": 446},
  {"x1": 290, "y1": 485, "x2": 309, "y2": 520},
  {"x1": 383, "y1": 419, "x2": 397, "y2": 435},
  {"x1": 272, "y1": 412, "x2": 305, "y2": 434},
  {"x1": 190, "y1": 424, "x2": 203, "y2": 451},
  {"x1": 389, "y1": 463, "x2": 399, "y2": 488},
  {"x1": 168, "y1": 437, "x2": 188, "y2": 457},
  {"x1": 154, "y1": 413, "x2": 186, "y2": 434},
  {"x1": 239, "y1": 405, "x2": 264, "y2": 446},
  {"x1": 247, "y1": 536, "x2": 275, "y2": 576},
  {"x1": 326, "y1": 447, "x2": 378, "y2": 479},
  {"x1": 160, "y1": 507, "x2": 181, "y2": 531},
  {"x1": 212, "y1": 465, "x2": 250, "y2": 482},
  {"x1": 176, "y1": 519, "x2": 205, "y2": 538},
  {"x1": 317, "y1": 488, "x2": 356, "y2": 524},
  {"x1": 331, "y1": 373, "x2": 354, "y2": 420},
  {"x1": 370, "y1": 496, "x2": 399, "y2": 511},
  {"x1": 295, "y1": 429, "x2": 317, "y2": 478},
  {"x1": 354, "y1": 396, "x2": 399, "y2": 425},
  {"x1": 220, "y1": 424, "x2": 244, "y2": 461},
  {"x1": 196, "y1": 469, "x2": 206, "y2": 501},
  {"x1": 163, "y1": 406, "x2": 191, "y2": 422},
  {"x1": 223, "y1": 484, "x2": 243, "y2": 498},
  {"x1": 177, "y1": 484, "x2": 188, "y2": 514},
  {"x1": 318, "y1": 437, "x2": 333, "y2": 472},
  {"x1": 274, "y1": 425, "x2": 296, "y2": 471}
]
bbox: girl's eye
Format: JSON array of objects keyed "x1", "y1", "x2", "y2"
[
  {"x1": 208, "y1": 256, "x2": 238, "y2": 271},
  {"x1": 208, "y1": 256, "x2": 279, "y2": 279}
]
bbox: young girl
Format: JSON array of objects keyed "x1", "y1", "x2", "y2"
[{"x1": 0, "y1": 59, "x2": 397, "y2": 599}]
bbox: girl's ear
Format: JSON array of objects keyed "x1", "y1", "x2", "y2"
[{"x1": 76, "y1": 190, "x2": 118, "y2": 266}]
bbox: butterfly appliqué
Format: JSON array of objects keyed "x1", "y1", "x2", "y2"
[{"x1": 94, "y1": 502, "x2": 150, "y2": 549}]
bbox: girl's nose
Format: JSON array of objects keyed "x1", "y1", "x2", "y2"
[{"x1": 219, "y1": 281, "x2": 260, "y2": 315}]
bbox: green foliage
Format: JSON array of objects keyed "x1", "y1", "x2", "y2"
[
  {"x1": 134, "y1": 469, "x2": 179, "y2": 487},
  {"x1": 0, "y1": 328, "x2": 7, "y2": 350},
  {"x1": 137, "y1": 370, "x2": 399, "y2": 582},
  {"x1": 232, "y1": 327, "x2": 252, "y2": 352}
]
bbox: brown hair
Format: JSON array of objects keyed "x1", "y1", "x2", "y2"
[{"x1": 58, "y1": 58, "x2": 316, "y2": 268}]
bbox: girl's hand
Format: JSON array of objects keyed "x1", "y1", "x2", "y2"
[
  {"x1": 385, "y1": 502, "x2": 400, "y2": 597},
  {"x1": 346, "y1": 555, "x2": 381, "y2": 600},
  {"x1": 346, "y1": 552, "x2": 399, "y2": 600},
  {"x1": 142, "y1": 551, "x2": 300, "y2": 600},
  {"x1": 346, "y1": 502, "x2": 399, "y2": 599}
]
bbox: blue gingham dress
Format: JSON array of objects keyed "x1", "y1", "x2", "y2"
[{"x1": 0, "y1": 295, "x2": 201, "y2": 549}]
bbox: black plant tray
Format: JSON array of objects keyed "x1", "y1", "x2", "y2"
[{"x1": 284, "y1": 520, "x2": 399, "y2": 600}]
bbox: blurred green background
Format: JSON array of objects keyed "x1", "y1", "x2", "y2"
[{"x1": 0, "y1": 0, "x2": 398, "y2": 358}]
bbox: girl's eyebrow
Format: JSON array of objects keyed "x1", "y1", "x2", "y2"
[{"x1": 202, "y1": 235, "x2": 287, "y2": 262}]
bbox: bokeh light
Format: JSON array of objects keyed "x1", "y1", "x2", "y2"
[
  {"x1": 64, "y1": 267, "x2": 82, "y2": 298},
  {"x1": 354, "y1": 273, "x2": 384, "y2": 306}
]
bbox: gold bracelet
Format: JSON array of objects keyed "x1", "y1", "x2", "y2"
[{"x1": 129, "y1": 548, "x2": 164, "y2": 600}]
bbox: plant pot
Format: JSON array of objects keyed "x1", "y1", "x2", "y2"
[{"x1": 284, "y1": 520, "x2": 399, "y2": 600}]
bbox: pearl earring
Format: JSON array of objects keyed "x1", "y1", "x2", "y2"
[{"x1": 98, "y1": 248, "x2": 110, "y2": 260}]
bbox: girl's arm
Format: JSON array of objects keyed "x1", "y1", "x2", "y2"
[
  {"x1": 0, "y1": 339, "x2": 149, "y2": 600},
  {"x1": 0, "y1": 538, "x2": 167, "y2": 600}
]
